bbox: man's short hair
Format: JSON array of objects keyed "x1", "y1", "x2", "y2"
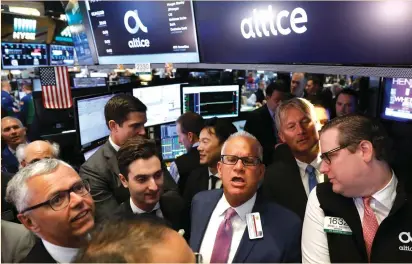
[
  {"x1": 74, "y1": 217, "x2": 171, "y2": 263},
  {"x1": 16, "y1": 141, "x2": 60, "y2": 163},
  {"x1": 275, "y1": 97, "x2": 317, "y2": 132},
  {"x1": 320, "y1": 114, "x2": 391, "y2": 163},
  {"x1": 222, "y1": 131, "x2": 263, "y2": 161},
  {"x1": 266, "y1": 79, "x2": 289, "y2": 97},
  {"x1": 307, "y1": 76, "x2": 322, "y2": 87},
  {"x1": 104, "y1": 94, "x2": 147, "y2": 128},
  {"x1": 117, "y1": 136, "x2": 158, "y2": 179},
  {"x1": 336, "y1": 88, "x2": 359, "y2": 105},
  {"x1": 176, "y1": 112, "x2": 204, "y2": 137},
  {"x1": 5, "y1": 159, "x2": 72, "y2": 212},
  {"x1": 1, "y1": 117, "x2": 24, "y2": 131},
  {"x1": 203, "y1": 117, "x2": 238, "y2": 145}
]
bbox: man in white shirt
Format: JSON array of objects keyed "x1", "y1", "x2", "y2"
[
  {"x1": 262, "y1": 97, "x2": 325, "y2": 220},
  {"x1": 302, "y1": 114, "x2": 412, "y2": 263},
  {"x1": 114, "y1": 136, "x2": 186, "y2": 231},
  {"x1": 5, "y1": 159, "x2": 95, "y2": 263},
  {"x1": 190, "y1": 131, "x2": 302, "y2": 263}
]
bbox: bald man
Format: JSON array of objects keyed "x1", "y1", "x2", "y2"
[
  {"x1": 1, "y1": 117, "x2": 27, "y2": 173},
  {"x1": 16, "y1": 140, "x2": 60, "y2": 168}
]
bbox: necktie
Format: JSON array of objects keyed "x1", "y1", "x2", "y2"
[
  {"x1": 210, "y1": 208, "x2": 237, "y2": 263},
  {"x1": 306, "y1": 165, "x2": 318, "y2": 193},
  {"x1": 362, "y1": 197, "x2": 379, "y2": 262},
  {"x1": 210, "y1": 175, "x2": 219, "y2": 190}
]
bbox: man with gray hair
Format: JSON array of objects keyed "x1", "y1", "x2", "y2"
[
  {"x1": 262, "y1": 97, "x2": 325, "y2": 220},
  {"x1": 6, "y1": 159, "x2": 95, "y2": 263},
  {"x1": 16, "y1": 140, "x2": 60, "y2": 168},
  {"x1": 2, "y1": 116, "x2": 28, "y2": 173},
  {"x1": 190, "y1": 131, "x2": 302, "y2": 263}
]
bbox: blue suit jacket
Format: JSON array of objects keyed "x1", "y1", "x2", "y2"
[
  {"x1": 189, "y1": 189, "x2": 302, "y2": 263},
  {"x1": 1, "y1": 147, "x2": 19, "y2": 173}
]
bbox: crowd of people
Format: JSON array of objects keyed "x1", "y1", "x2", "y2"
[{"x1": 1, "y1": 72, "x2": 411, "y2": 263}]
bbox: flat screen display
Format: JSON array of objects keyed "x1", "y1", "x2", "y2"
[
  {"x1": 85, "y1": 0, "x2": 199, "y2": 64},
  {"x1": 73, "y1": 77, "x2": 107, "y2": 88},
  {"x1": 75, "y1": 93, "x2": 115, "y2": 148},
  {"x1": 160, "y1": 123, "x2": 186, "y2": 160},
  {"x1": 381, "y1": 78, "x2": 412, "y2": 121},
  {"x1": 132, "y1": 83, "x2": 183, "y2": 127},
  {"x1": 50, "y1": 45, "x2": 75, "y2": 66},
  {"x1": 1, "y1": 42, "x2": 48, "y2": 69},
  {"x1": 181, "y1": 85, "x2": 240, "y2": 119}
]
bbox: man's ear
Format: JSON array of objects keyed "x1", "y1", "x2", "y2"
[
  {"x1": 217, "y1": 161, "x2": 223, "y2": 179},
  {"x1": 18, "y1": 213, "x2": 40, "y2": 233},
  {"x1": 359, "y1": 140, "x2": 374, "y2": 163},
  {"x1": 21, "y1": 160, "x2": 27, "y2": 168},
  {"x1": 187, "y1": 132, "x2": 194, "y2": 143},
  {"x1": 118, "y1": 173, "x2": 129, "y2": 188},
  {"x1": 278, "y1": 131, "x2": 285, "y2": 143},
  {"x1": 108, "y1": 120, "x2": 118, "y2": 132}
]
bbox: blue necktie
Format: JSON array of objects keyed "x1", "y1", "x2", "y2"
[{"x1": 306, "y1": 165, "x2": 318, "y2": 193}]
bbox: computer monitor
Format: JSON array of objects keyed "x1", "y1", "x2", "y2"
[
  {"x1": 232, "y1": 120, "x2": 246, "y2": 132},
  {"x1": 50, "y1": 45, "x2": 75, "y2": 66},
  {"x1": 160, "y1": 123, "x2": 187, "y2": 160},
  {"x1": 73, "y1": 77, "x2": 107, "y2": 89},
  {"x1": 74, "y1": 93, "x2": 115, "y2": 150},
  {"x1": 181, "y1": 85, "x2": 240, "y2": 119},
  {"x1": 132, "y1": 83, "x2": 185, "y2": 127},
  {"x1": 381, "y1": 78, "x2": 412, "y2": 121},
  {"x1": 83, "y1": 144, "x2": 103, "y2": 161},
  {"x1": 33, "y1": 79, "x2": 41, "y2": 92}
]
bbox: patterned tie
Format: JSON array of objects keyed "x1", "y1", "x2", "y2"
[
  {"x1": 306, "y1": 165, "x2": 318, "y2": 193},
  {"x1": 210, "y1": 208, "x2": 237, "y2": 263},
  {"x1": 362, "y1": 197, "x2": 379, "y2": 262}
]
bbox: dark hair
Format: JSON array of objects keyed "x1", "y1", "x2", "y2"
[
  {"x1": 117, "y1": 136, "x2": 159, "y2": 178},
  {"x1": 320, "y1": 114, "x2": 391, "y2": 163},
  {"x1": 265, "y1": 79, "x2": 289, "y2": 97},
  {"x1": 307, "y1": 76, "x2": 322, "y2": 88},
  {"x1": 104, "y1": 94, "x2": 147, "y2": 128},
  {"x1": 335, "y1": 88, "x2": 359, "y2": 105},
  {"x1": 176, "y1": 112, "x2": 204, "y2": 137},
  {"x1": 203, "y1": 117, "x2": 237, "y2": 145},
  {"x1": 74, "y1": 218, "x2": 171, "y2": 263}
]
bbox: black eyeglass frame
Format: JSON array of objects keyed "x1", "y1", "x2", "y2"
[
  {"x1": 220, "y1": 155, "x2": 262, "y2": 166},
  {"x1": 320, "y1": 144, "x2": 350, "y2": 164}
]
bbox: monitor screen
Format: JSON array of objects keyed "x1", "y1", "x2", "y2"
[
  {"x1": 160, "y1": 123, "x2": 186, "y2": 160},
  {"x1": 1, "y1": 42, "x2": 48, "y2": 69},
  {"x1": 232, "y1": 120, "x2": 246, "y2": 132},
  {"x1": 73, "y1": 77, "x2": 107, "y2": 88},
  {"x1": 84, "y1": 144, "x2": 103, "y2": 160},
  {"x1": 50, "y1": 45, "x2": 75, "y2": 66},
  {"x1": 181, "y1": 85, "x2": 240, "y2": 119},
  {"x1": 133, "y1": 83, "x2": 183, "y2": 127},
  {"x1": 33, "y1": 79, "x2": 42, "y2": 92},
  {"x1": 85, "y1": 0, "x2": 199, "y2": 64},
  {"x1": 381, "y1": 78, "x2": 412, "y2": 121},
  {"x1": 75, "y1": 93, "x2": 115, "y2": 148}
]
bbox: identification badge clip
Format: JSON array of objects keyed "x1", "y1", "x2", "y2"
[
  {"x1": 246, "y1": 212, "x2": 263, "y2": 239},
  {"x1": 324, "y1": 216, "x2": 352, "y2": 235}
]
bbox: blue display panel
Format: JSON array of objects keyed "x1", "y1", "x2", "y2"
[
  {"x1": 50, "y1": 45, "x2": 75, "y2": 66},
  {"x1": 381, "y1": 78, "x2": 412, "y2": 121},
  {"x1": 161, "y1": 123, "x2": 186, "y2": 160},
  {"x1": 1, "y1": 42, "x2": 48, "y2": 69}
]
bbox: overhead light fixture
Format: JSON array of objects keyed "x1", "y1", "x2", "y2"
[{"x1": 9, "y1": 7, "x2": 40, "y2": 16}]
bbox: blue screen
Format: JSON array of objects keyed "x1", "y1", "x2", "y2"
[
  {"x1": 50, "y1": 45, "x2": 75, "y2": 66},
  {"x1": 1, "y1": 42, "x2": 48, "y2": 69},
  {"x1": 381, "y1": 78, "x2": 412, "y2": 121},
  {"x1": 160, "y1": 123, "x2": 186, "y2": 160}
]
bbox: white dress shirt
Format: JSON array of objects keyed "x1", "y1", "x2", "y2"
[
  {"x1": 199, "y1": 193, "x2": 256, "y2": 264},
  {"x1": 130, "y1": 198, "x2": 164, "y2": 218},
  {"x1": 208, "y1": 168, "x2": 222, "y2": 190},
  {"x1": 108, "y1": 136, "x2": 120, "y2": 152},
  {"x1": 302, "y1": 172, "x2": 397, "y2": 264},
  {"x1": 295, "y1": 155, "x2": 324, "y2": 196},
  {"x1": 42, "y1": 239, "x2": 79, "y2": 263}
]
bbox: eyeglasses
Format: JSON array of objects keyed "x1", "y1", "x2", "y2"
[
  {"x1": 221, "y1": 155, "x2": 262, "y2": 166},
  {"x1": 320, "y1": 144, "x2": 349, "y2": 164},
  {"x1": 20, "y1": 179, "x2": 91, "y2": 214}
]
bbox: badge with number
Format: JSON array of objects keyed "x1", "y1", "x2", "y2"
[
  {"x1": 324, "y1": 216, "x2": 352, "y2": 235},
  {"x1": 246, "y1": 212, "x2": 264, "y2": 239}
]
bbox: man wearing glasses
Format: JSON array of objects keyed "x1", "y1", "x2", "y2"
[
  {"x1": 302, "y1": 115, "x2": 412, "y2": 263},
  {"x1": 262, "y1": 98, "x2": 325, "y2": 220},
  {"x1": 6, "y1": 159, "x2": 95, "y2": 263},
  {"x1": 190, "y1": 131, "x2": 302, "y2": 263}
]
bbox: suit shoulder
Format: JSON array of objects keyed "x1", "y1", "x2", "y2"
[
  {"x1": 192, "y1": 189, "x2": 221, "y2": 205},
  {"x1": 80, "y1": 146, "x2": 108, "y2": 171}
]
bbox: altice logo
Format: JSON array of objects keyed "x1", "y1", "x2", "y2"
[
  {"x1": 124, "y1": 10, "x2": 150, "y2": 48},
  {"x1": 240, "y1": 6, "x2": 308, "y2": 39}
]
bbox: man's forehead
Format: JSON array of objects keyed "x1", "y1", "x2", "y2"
[
  {"x1": 200, "y1": 127, "x2": 215, "y2": 138},
  {"x1": 224, "y1": 137, "x2": 255, "y2": 154}
]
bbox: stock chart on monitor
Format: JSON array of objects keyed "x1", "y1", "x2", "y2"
[{"x1": 160, "y1": 123, "x2": 186, "y2": 160}]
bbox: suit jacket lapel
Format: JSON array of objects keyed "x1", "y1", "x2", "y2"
[
  {"x1": 289, "y1": 161, "x2": 308, "y2": 202},
  {"x1": 22, "y1": 238, "x2": 56, "y2": 263}
]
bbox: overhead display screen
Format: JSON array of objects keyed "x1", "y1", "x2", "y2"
[
  {"x1": 194, "y1": 1, "x2": 412, "y2": 65},
  {"x1": 50, "y1": 45, "x2": 75, "y2": 66},
  {"x1": 381, "y1": 78, "x2": 412, "y2": 121},
  {"x1": 1, "y1": 42, "x2": 48, "y2": 69},
  {"x1": 85, "y1": 0, "x2": 200, "y2": 64}
]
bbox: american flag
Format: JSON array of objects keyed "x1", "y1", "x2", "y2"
[{"x1": 39, "y1": 66, "x2": 72, "y2": 109}]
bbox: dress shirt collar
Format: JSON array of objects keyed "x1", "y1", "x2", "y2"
[
  {"x1": 295, "y1": 154, "x2": 322, "y2": 172},
  {"x1": 108, "y1": 136, "x2": 121, "y2": 152},
  {"x1": 215, "y1": 193, "x2": 256, "y2": 222},
  {"x1": 208, "y1": 167, "x2": 218, "y2": 178},
  {"x1": 42, "y1": 239, "x2": 79, "y2": 263},
  {"x1": 130, "y1": 197, "x2": 160, "y2": 214},
  {"x1": 371, "y1": 171, "x2": 397, "y2": 211},
  {"x1": 192, "y1": 142, "x2": 200, "y2": 148}
]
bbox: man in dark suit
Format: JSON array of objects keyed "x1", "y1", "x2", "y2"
[
  {"x1": 190, "y1": 132, "x2": 302, "y2": 263},
  {"x1": 114, "y1": 136, "x2": 186, "y2": 232},
  {"x1": 183, "y1": 117, "x2": 237, "y2": 204},
  {"x1": 1, "y1": 116, "x2": 28, "y2": 173},
  {"x1": 263, "y1": 98, "x2": 325, "y2": 220},
  {"x1": 6, "y1": 159, "x2": 95, "y2": 263},
  {"x1": 304, "y1": 76, "x2": 333, "y2": 113},
  {"x1": 79, "y1": 94, "x2": 177, "y2": 223},
  {"x1": 169, "y1": 112, "x2": 204, "y2": 194},
  {"x1": 244, "y1": 80, "x2": 291, "y2": 165}
]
